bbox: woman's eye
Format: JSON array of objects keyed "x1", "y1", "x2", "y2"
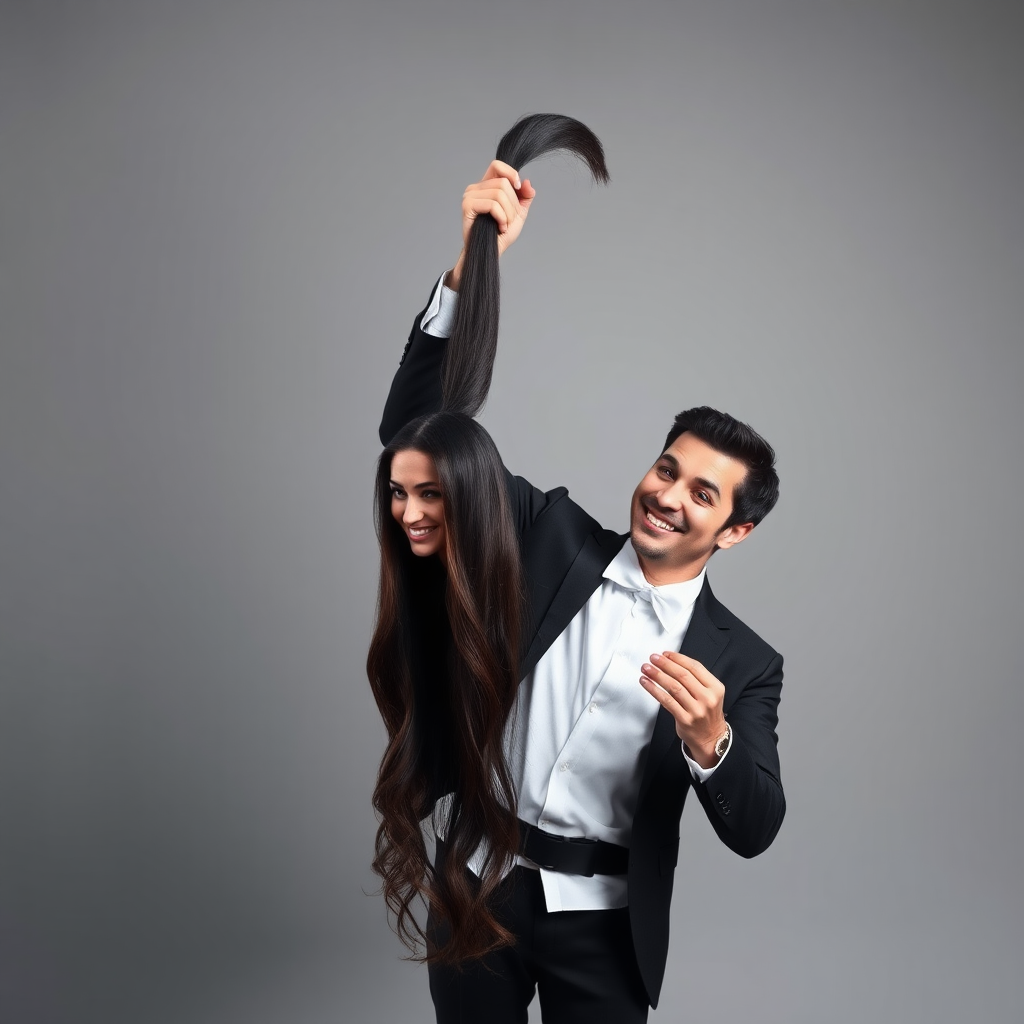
[{"x1": 391, "y1": 489, "x2": 405, "y2": 499}]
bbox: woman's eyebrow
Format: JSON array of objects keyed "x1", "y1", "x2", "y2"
[{"x1": 390, "y1": 479, "x2": 440, "y2": 489}]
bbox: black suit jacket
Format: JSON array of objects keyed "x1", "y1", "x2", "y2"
[{"x1": 379, "y1": 296, "x2": 785, "y2": 1007}]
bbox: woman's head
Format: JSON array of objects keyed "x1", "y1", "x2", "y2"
[
  {"x1": 375, "y1": 411, "x2": 513, "y2": 581},
  {"x1": 389, "y1": 448, "x2": 447, "y2": 560}
]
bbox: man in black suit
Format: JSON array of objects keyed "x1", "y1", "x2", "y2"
[{"x1": 380, "y1": 161, "x2": 785, "y2": 1023}]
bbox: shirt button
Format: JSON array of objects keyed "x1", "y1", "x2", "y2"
[
  {"x1": 589, "y1": 703, "x2": 598, "y2": 714},
  {"x1": 559, "y1": 762, "x2": 570, "y2": 772},
  {"x1": 540, "y1": 820, "x2": 550, "y2": 828}
]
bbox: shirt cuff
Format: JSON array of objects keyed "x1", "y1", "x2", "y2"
[
  {"x1": 421, "y1": 271, "x2": 458, "y2": 338},
  {"x1": 682, "y1": 725, "x2": 732, "y2": 783}
]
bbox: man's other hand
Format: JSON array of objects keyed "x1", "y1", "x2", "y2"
[{"x1": 640, "y1": 652, "x2": 729, "y2": 770}]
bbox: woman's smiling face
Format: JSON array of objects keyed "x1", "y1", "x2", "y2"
[{"x1": 389, "y1": 448, "x2": 446, "y2": 560}]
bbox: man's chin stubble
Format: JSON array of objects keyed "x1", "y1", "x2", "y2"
[{"x1": 630, "y1": 534, "x2": 667, "y2": 562}]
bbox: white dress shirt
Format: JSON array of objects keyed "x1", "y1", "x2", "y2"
[{"x1": 423, "y1": 278, "x2": 730, "y2": 912}]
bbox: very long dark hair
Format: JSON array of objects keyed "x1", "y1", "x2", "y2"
[
  {"x1": 370, "y1": 113, "x2": 609, "y2": 964},
  {"x1": 442, "y1": 113, "x2": 610, "y2": 416},
  {"x1": 367, "y1": 412, "x2": 526, "y2": 965}
]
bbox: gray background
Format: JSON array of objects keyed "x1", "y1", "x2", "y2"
[{"x1": 3, "y1": 1, "x2": 1022, "y2": 1021}]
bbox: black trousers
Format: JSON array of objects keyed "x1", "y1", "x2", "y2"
[{"x1": 427, "y1": 866, "x2": 649, "y2": 1024}]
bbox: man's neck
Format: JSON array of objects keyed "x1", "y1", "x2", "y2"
[{"x1": 635, "y1": 549, "x2": 710, "y2": 588}]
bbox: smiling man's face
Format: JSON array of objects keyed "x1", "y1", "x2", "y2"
[{"x1": 629, "y1": 432, "x2": 754, "y2": 585}]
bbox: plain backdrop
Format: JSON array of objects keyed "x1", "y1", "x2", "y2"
[{"x1": 3, "y1": 2, "x2": 1022, "y2": 1021}]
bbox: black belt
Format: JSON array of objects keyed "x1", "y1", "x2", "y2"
[{"x1": 517, "y1": 819, "x2": 629, "y2": 877}]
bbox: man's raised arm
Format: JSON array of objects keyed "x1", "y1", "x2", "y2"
[{"x1": 378, "y1": 162, "x2": 535, "y2": 446}]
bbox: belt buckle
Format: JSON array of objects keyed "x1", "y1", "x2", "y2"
[
  {"x1": 545, "y1": 829, "x2": 596, "y2": 846},
  {"x1": 532, "y1": 825, "x2": 598, "y2": 875}
]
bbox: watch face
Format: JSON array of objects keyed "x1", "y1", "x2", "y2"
[{"x1": 715, "y1": 726, "x2": 730, "y2": 757}]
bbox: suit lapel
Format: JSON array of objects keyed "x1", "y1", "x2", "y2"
[
  {"x1": 521, "y1": 529, "x2": 626, "y2": 679},
  {"x1": 638, "y1": 580, "x2": 730, "y2": 806}
]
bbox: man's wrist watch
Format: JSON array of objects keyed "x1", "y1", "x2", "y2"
[{"x1": 713, "y1": 723, "x2": 732, "y2": 760}]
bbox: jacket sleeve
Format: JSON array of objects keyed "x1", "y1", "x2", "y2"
[
  {"x1": 379, "y1": 288, "x2": 448, "y2": 446},
  {"x1": 691, "y1": 651, "x2": 785, "y2": 858}
]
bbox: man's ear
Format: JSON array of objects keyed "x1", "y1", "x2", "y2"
[{"x1": 715, "y1": 522, "x2": 754, "y2": 551}]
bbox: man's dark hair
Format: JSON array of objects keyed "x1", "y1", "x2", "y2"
[{"x1": 664, "y1": 406, "x2": 780, "y2": 529}]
